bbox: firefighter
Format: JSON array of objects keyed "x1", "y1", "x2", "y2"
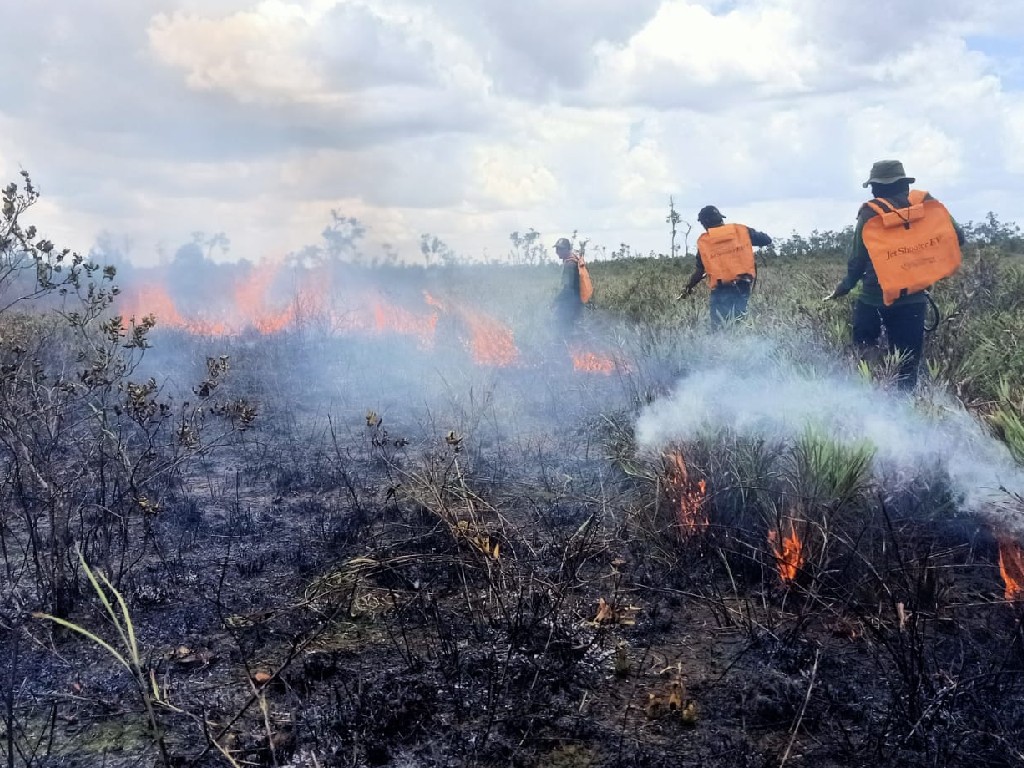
[
  {"x1": 825, "y1": 160, "x2": 965, "y2": 391},
  {"x1": 680, "y1": 206, "x2": 772, "y2": 327},
  {"x1": 552, "y1": 237, "x2": 593, "y2": 336}
]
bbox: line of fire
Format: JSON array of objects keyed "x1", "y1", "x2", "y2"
[{"x1": 117, "y1": 271, "x2": 621, "y2": 374}]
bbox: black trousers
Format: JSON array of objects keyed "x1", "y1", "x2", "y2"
[
  {"x1": 852, "y1": 299, "x2": 926, "y2": 390},
  {"x1": 554, "y1": 292, "x2": 583, "y2": 336}
]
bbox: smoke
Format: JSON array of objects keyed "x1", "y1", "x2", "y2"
[
  {"x1": 124, "y1": 256, "x2": 637, "y2": 491},
  {"x1": 635, "y1": 331, "x2": 1024, "y2": 523},
  {"x1": 119, "y1": 254, "x2": 1023, "y2": 532}
]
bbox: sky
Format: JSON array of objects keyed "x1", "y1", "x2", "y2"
[{"x1": 2, "y1": 0, "x2": 1023, "y2": 265}]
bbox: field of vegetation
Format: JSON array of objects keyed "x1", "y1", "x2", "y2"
[{"x1": 2, "y1": 173, "x2": 1024, "y2": 767}]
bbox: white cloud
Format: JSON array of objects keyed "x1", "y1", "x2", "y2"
[
  {"x1": 473, "y1": 146, "x2": 558, "y2": 208},
  {"x1": 148, "y1": 3, "x2": 327, "y2": 105},
  {"x1": 619, "y1": 135, "x2": 675, "y2": 209},
  {"x1": 0, "y1": 0, "x2": 1023, "y2": 263},
  {"x1": 847, "y1": 108, "x2": 964, "y2": 189},
  {"x1": 591, "y1": 2, "x2": 821, "y2": 108},
  {"x1": 1003, "y1": 97, "x2": 1024, "y2": 174},
  {"x1": 435, "y1": 0, "x2": 663, "y2": 98}
]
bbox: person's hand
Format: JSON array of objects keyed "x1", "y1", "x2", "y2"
[
  {"x1": 822, "y1": 289, "x2": 841, "y2": 303},
  {"x1": 676, "y1": 287, "x2": 692, "y2": 301}
]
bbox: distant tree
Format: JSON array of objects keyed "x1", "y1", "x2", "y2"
[
  {"x1": 420, "y1": 233, "x2": 458, "y2": 266},
  {"x1": 89, "y1": 231, "x2": 136, "y2": 275},
  {"x1": 962, "y1": 212, "x2": 1023, "y2": 249},
  {"x1": 174, "y1": 238, "x2": 205, "y2": 270},
  {"x1": 586, "y1": 243, "x2": 609, "y2": 260},
  {"x1": 286, "y1": 211, "x2": 370, "y2": 269},
  {"x1": 165, "y1": 239, "x2": 210, "y2": 306},
  {"x1": 202, "y1": 231, "x2": 231, "y2": 260},
  {"x1": 575, "y1": 236, "x2": 589, "y2": 260},
  {"x1": 509, "y1": 228, "x2": 546, "y2": 265},
  {"x1": 666, "y1": 197, "x2": 692, "y2": 257},
  {"x1": 771, "y1": 226, "x2": 854, "y2": 259},
  {"x1": 287, "y1": 243, "x2": 324, "y2": 270},
  {"x1": 378, "y1": 243, "x2": 399, "y2": 266},
  {"x1": 321, "y1": 210, "x2": 367, "y2": 263}
]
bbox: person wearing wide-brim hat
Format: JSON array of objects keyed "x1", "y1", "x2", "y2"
[
  {"x1": 825, "y1": 159, "x2": 966, "y2": 391},
  {"x1": 680, "y1": 205, "x2": 772, "y2": 328}
]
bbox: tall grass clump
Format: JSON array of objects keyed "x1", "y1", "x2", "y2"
[{"x1": 787, "y1": 424, "x2": 875, "y2": 509}]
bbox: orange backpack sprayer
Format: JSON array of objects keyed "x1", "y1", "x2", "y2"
[
  {"x1": 695, "y1": 224, "x2": 756, "y2": 286},
  {"x1": 575, "y1": 254, "x2": 594, "y2": 305},
  {"x1": 860, "y1": 190, "x2": 962, "y2": 307}
]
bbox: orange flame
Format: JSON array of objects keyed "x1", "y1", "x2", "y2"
[
  {"x1": 119, "y1": 283, "x2": 186, "y2": 328},
  {"x1": 423, "y1": 291, "x2": 446, "y2": 312},
  {"x1": 570, "y1": 347, "x2": 617, "y2": 375},
  {"x1": 768, "y1": 523, "x2": 804, "y2": 583},
  {"x1": 422, "y1": 291, "x2": 519, "y2": 367},
  {"x1": 664, "y1": 452, "x2": 708, "y2": 537},
  {"x1": 233, "y1": 260, "x2": 282, "y2": 324},
  {"x1": 120, "y1": 275, "x2": 438, "y2": 344},
  {"x1": 241, "y1": 267, "x2": 332, "y2": 333},
  {"x1": 460, "y1": 308, "x2": 519, "y2": 367},
  {"x1": 370, "y1": 300, "x2": 438, "y2": 345},
  {"x1": 328, "y1": 297, "x2": 437, "y2": 347},
  {"x1": 998, "y1": 539, "x2": 1024, "y2": 602},
  {"x1": 118, "y1": 276, "x2": 520, "y2": 363},
  {"x1": 118, "y1": 271, "x2": 288, "y2": 336}
]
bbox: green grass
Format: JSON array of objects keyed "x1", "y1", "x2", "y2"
[{"x1": 588, "y1": 246, "x2": 1024, "y2": 460}]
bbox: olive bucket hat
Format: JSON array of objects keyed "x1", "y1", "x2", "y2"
[{"x1": 862, "y1": 159, "x2": 916, "y2": 188}]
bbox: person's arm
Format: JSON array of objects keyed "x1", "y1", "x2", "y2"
[
  {"x1": 952, "y1": 217, "x2": 966, "y2": 246},
  {"x1": 561, "y1": 257, "x2": 581, "y2": 296},
  {"x1": 747, "y1": 228, "x2": 772, "y2": 247},
  {"x1": 828, "y1": 216, "x2": 869, "y2": 299},
  {"x1": 684, "y1": 252, "x2": 706, "y2": 293}
]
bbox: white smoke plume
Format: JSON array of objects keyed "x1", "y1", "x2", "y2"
[{"x1": 635, "y1": 331, "x2": 1024, "y2": 526}]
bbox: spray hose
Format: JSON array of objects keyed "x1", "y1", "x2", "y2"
[{"x1": 924, "y1": 291, "x2": 941, "y2": 333}]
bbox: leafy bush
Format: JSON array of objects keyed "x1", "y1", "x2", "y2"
[{"x1": 0, "y1": 172, "x2": 248, "y2": 617}]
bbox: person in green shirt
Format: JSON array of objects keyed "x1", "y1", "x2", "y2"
[
  {"x1": 552, "y1": 237, "x2": 583, "y2": 336},
  {"x1": 826, "y1": 160, "x2": 965, "y2": 391}
]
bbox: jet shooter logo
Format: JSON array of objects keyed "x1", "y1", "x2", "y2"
[
  {"x1": 712, "y1": 243, "x2": 748, "y2": 257},
  {"x1": 886, "y1": 233, "x2": 944, "y2": 261}
]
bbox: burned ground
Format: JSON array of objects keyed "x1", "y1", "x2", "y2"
[
  {"x1": 4, "y1": 318, "x2": 1023, "y2": 768},
  {"x1": 3, "y1": 246, "x2": 1024, "y2": 768}
]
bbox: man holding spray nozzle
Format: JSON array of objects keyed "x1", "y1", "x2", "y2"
[
  {"x1": 824, "y1": 160, "x2": 965, "y2": 391},
  {"x1": 679, "y1": 205, "x2": 773, "y2": 328}
]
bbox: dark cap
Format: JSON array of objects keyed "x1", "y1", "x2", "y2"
[
  {"x1": 697, "y1": 205, "x2": 724, "y2": 224},
  {"x1": 553, "y1": 237, "x2": 572, "y2": 251}
]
